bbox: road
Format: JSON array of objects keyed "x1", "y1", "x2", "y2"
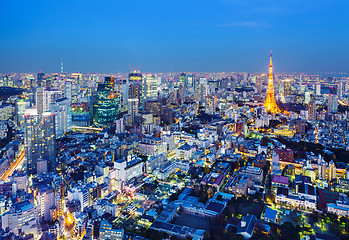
[{"x1": 1, "y1": 149, "x2": 25, "y2": 181}]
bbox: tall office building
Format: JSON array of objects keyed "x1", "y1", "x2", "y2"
[
  {"x1": 187, "y1": 74, "x2": 194, "y2": 90},
  {"x1": 143, "y1": 74, "x2": 158, "y2": 101},
  {"x1": 45, "y1": 77, "x2": 52, "y2": 90},
  {"x1": 36, "y1": 90, "x2": 63, "y2": 115},
  {"x1": 129, "y1": 70, "x2": 142, "y2": 84},
  {"x1": 255, "y1": 76, "x2": 263, "y2": 93},
  {"x1": 205, "y1": 95, "x2": 217, "y2": 114},
  {"x1": 179, "y1": 73, "x2": 186, "y2": 86},
  {"x1": 24, "y1": 109, "x2": 56, "y2": 175},
  {"x1": 115, "y1": 79, "x2": 129, "y2": 111},
  {"x1": 308, "y1": 101, "x2": 316, "y2": 121},
  {"x1": 37, "y1": 72, "x2": 45, "y2": 87},
  {"x1": 328, "y1": 160, "x2": 336, "y2": 181},
  {"x1": 318, "y1": 162, "x2": 327, "y2": 180},
  {"x1": 338, "y1": 81, "x2": 345, "y2": 99},
  {"x1": 304, "y1": 91, "x2": 311, "y2": 104},
  {"x1": 52, "y1": 98, "x2": 72, "y2": 138},
  {"x1": 197, "y1": 77, "x2": 208, "y2": 103},
  {"x1": 129, "y1": 84, "x2": 141, "y2": 108},
  {"x1": 144, "y1": 100, "x2": 161, "y2": 116},
  {"x1": 128, "y1": 98, "x2": 139, "y2": 124},
  {"x1": 64, "y1": 80, "x2": 73, "y2": 102},
  {"x1": 328, "y1": 94, "x2": 338, "y2": 113},
  {"x1": 93, "y1": 77, "x2": 119, "y2": 126},
  {"x1": 316, "y1": 84, "x2": 321, "y2": 96},
  {"x1": 15, "y1": 99, "x2": 30, "y2": 128},
  {"x1": 284, "y1": 79, "x2": 291, "y2": 96}
]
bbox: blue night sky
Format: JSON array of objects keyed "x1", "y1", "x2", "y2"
[{"x1": 0, "y1": 0, "x2": 348, "y2": 73}]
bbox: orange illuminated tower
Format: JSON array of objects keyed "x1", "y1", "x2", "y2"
[{"x1": 264, "y1": 52, "x2": 281, "y2": 113}]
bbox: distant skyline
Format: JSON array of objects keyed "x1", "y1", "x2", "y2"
[{"x1": 1, "y1": 0, "x2": 349, "y2": 73}]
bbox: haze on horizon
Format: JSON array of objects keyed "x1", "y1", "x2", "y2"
[{"x1": 0, "y1": 0, "x2": 348, "y2": 74}]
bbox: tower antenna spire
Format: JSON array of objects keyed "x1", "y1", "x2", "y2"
[
  {"x1": 264, "y1": 51, "x2": 280, "y2": 114},
  {"x1": 61, "y1": 58, "x2": 64, "y2": 74}
]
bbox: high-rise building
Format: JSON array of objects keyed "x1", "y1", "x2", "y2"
[
  {"x1": 205, "y1": 95, "x2": 217, "y2": 114},
  {"x1": 328, "y1": 160, "x2": 336, "y2": 181},
  {"x1": 179, "y1": 73, "x2": 186, "y2": 86},
  {"x1": 338, "y1": 81, "x2": 345, "y2": 99},
  {"x1": 52, "y1": 98, "x2": 72, "y2": 138},
  {"x1": 308, "y1": 101, "x2": 316, "y2": 121},
  {"x1": 115, "y1": 79, "x2": 129, "y2": 111},
  {"x1": 93, "y1": 77, "x2": 119, "y2": 126},
  {"x1": 24, "y1": 109, "x2": 56, "y2": 175},
  {"x1": 129, "y1": 70, "x2": 142, "y2": 84},
  {"x1": 255, "y1": 76, "x2": 263, "y2": 93},
  {"x1": 36, "y1": 90, "x2": 63, "y2": 115},
  {"x1": 295, "y1": 118, "x2": 306, "y2": 135},
  {"x1": 129, "y1": 84, "x2": 141, "y2": 108},
  {"x1": 318, "y1": 162, "x2": 327, "y2": 179},
  {"x1": 316, "y1": 84, "x2": 321, "y2": 96},
  {"x1": 143, "y1": 74, "x2": 158, "y2": 101},
  {"x1": 304, "y1": 91, "x2": 311, "y2": 104},
  {"x1": 37, "y1": 72, "x2": 45, "y2": 87},
  {"x1": 328, "y1": 94, "x2": 338, "y2": 113},
  {"x1": 64, "y1": 80, "x2": 73, "y2": 102},
  {"x1": 15, "y1": 99, "x2": 30, "y2": 128},
  {"x1": 128, "y1": 98, "x2": 139, "y2": 125},
  {"x1": 187, "y1": 74, "x2": 195, "y2": 90},
  {"x1": 144, "y1": 100, "x2": 161, "y2": 116},
  {"x1": 264, "y1": 53, "x2": 281, "y2": 113},
  {"x1": 284, "y1": 79, "x2": 291, "y2": 96}
]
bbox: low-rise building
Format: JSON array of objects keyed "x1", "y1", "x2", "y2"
[{"x1": 99, "y1": 220, "x2": 124, "y2": 240}]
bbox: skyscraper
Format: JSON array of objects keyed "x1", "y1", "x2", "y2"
[
  {"x1": 187, "y1": 74, "x2": 194, "y2": 90},
  {"x1": 308, "y1": 101, "x2": 316, "y2": 121},
  {"x1": 129, "y1": 84, "x2": 141, "y2": 108},
  {"x1": 24, "y1": 109, "x2": 56, "y2": 175},
  {"x1": 284, "y1": 79, "x2": 291, "y2": 96},
  {"x1": 328, "y1": 160, "x2": 336, "y2": 181},
  {"x1": 115, "y1": 79, "x2": 129, "y2": 111},
  {"x1": 15, "y1": 99, "x2": 30, "y2": 128},
  {"x1": 128, "y1": 98, "x2": 139, "y2": 125},
  {"x1": 37, "y1": 72, "x2": 45, "y2": 87},
  {"x1": 143, "y1": 74, "x2": 158, "y2": 101},
  {"x1": 93, "y1": 77, "x2": 119, "y2": 126},
  {"x1": 179, "y1": 73, "x2": 186, "y2": 85},
  {"x1": 35, "y1": 90, "x2": 63, "y2": 115},
  {"x1": 129, "y1": 70, "x2": 142, "y2": 84},
  {"x1": 64, "y1": 80, "x2": 73, "y2": 102},
  {"x1": 52, "y1": 98, "x2": 72, "y2": 138},
  {"x1": 264, "y1": 53, "x2": 281, "y2": 114},
  {"x1": 316, "y1": 84, "x2": 321, "y2": 96},
  {"x1": 205, "y1": 95, "x2": 217, "y2": 114},
  {"x1": 328, "y1": 94, "x2": 338, "y2": 113},
  {"x1": 318, "y1": 162, "x2": 327, "y2": 179}
]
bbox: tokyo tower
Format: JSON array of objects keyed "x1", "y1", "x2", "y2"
[{"x1": 264, "y1": 52, "x2": 281, "y2": 114}]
